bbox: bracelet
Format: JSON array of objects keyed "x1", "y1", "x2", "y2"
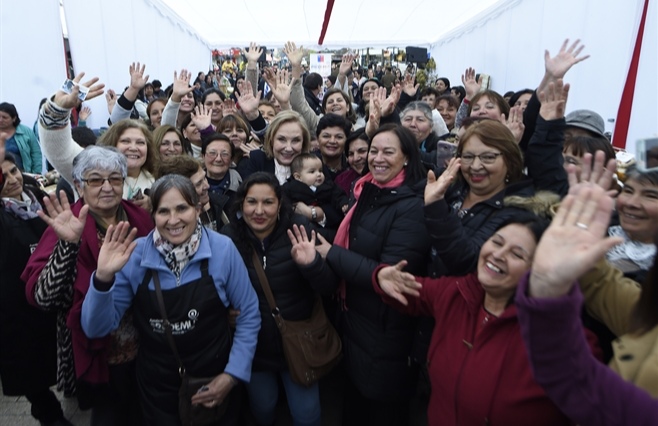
[{"x1": 311, "y1": 207, "x2": 318, "y2": 221}]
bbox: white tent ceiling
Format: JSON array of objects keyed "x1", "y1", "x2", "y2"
[{"x1": 158, "y1": 0, "x2": 502, "y2": 49}]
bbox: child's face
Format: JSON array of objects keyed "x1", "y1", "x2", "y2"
[{"x1": 295, "y1": 158, "x2": 325, "y2": 187}]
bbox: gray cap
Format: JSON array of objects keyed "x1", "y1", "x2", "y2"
[{"x1": 565, "y1": 109, "x2": 606, "y2": 138}]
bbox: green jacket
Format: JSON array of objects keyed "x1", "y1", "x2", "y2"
[{"x1": 13, "y1": 124, "x2": 42, "y2": 174}]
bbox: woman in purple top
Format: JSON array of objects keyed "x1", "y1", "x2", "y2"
[{"x1": 518, "y1": 156, "x2": 658, "y2": 426}]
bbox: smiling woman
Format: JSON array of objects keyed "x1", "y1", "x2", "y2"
[
  {"x1": 424, "y1": 119, "x2": 545, "y2": 277},
  {"x1": 80, "y1": 174, "x2": 260, "y2": 424},
  {"x1": 22, "y1": 146, "x2": 154, "y2": 424},
  {"x1": 606, "y1": 165, "x2": 658, "y2": 282},
  {"x1": 372, "y1": 213, "x2": 588, "y2": 426},
  {"x1": 238, "y1": 110, "x2": 311, "y2": 184},
  {"x1": 97, "y1": 119, "x2": 157, "y2": 208},
  {"x1": 0, "y1": 154, "x2": 71, "y2": 425}
]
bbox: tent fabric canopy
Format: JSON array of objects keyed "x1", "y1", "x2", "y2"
[{"x1": 157, "y1": 0, "x2": 502, "y2": 49}]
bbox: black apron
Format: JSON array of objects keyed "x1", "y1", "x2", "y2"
[{"x1": 133, "y1": 259, "x2": 235, "y2": 425}]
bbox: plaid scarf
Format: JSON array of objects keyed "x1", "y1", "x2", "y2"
[{"x1": 153, "y1": 220, "x2": 203, "y2": 283}]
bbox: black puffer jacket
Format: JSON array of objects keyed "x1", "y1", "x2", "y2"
[
  {"x1": 325, "y1": 181, "x2": 431, "y2": 401},
  {"x1": 425, "y1": 178, "x2": 536, "y2": 277},
  {"x1": 427, "y1": 116, "x2": 568, "y2": 277},
  {"x1": 221, "y1": 214, "x2": 338, "y2": 371}
]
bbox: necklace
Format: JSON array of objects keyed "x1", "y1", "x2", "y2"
[{"x1": 125, "y1": 171, "x2": 142, "y2": 199}]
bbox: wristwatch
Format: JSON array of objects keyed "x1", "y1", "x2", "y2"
[{"x1": 311, "y1": 207, "x2": 318, "y2": 221}]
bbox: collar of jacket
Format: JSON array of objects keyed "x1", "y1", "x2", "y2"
[{"x1": 457, "y1": 272, "x2": 519, "y2": 321}]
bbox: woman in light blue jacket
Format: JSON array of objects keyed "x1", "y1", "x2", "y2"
[{"x1": 81, "y1": 174, "x2": 260, "y2": 424}]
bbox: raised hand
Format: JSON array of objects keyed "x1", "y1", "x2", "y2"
[
  {"x1": 567, "y1": 151, "x2": 618, "y2": 195},
  {"x1": 539, "y1": 79, "x2": 570, "y2": 121},
  {"x1": 244, "y1": 42, "x2": 263, "y2": 64},
  {"x1": 545, "y1": 39, "x2": 589, "y2": 81},
  {"x1": 501, "y1": 105, "x2": 525, "y2": 143},
  {"x1": 381, "y1": 84, "x2": 401, "y2": 117},
  {"x1": 240, "y1": 141, "x2": 261, "y2": 158},
  {"x1": 172, "y1": 69, "x2": 193, "y2": 102},
  {"x1": 376, "y1": 260, "x2": 422, "y2": 306},
  {"x1": 365, "y1": 95, "x2": 382, "y2": 139},
  {"x1": 529, "y1": 184, "x2": 622, "y2": 298},
  {"x1": 129, "y1": 62, "x2": 149, "y2": 91},
  {"x1": 95, "y1": 221, "x2": 138, "y2": 282},
  {"x1": 54, "y1": 72, "x2": 105, "y2": 109},
  {"x1": 262, "y1": 67, "x2": 277, "y2": 90},
  {"x1": 235, "y1": 80, "x2": 261, "y2": 120},
  {"x1": 339, "y1": 53, "x2": 356, "y2": 76},
  {"x1": 461, "y1": 67, "x2": 481, "y2": 100},
  {"x1": 270, "y1": 69, "x2": 292, "y2": 106},
  {"x1": 424, "y1": 158, "x2": 461, "y2": 204},
  {"x1": 37, "y1": 190, "x2": 89, "y2": 243},
  {"x1": 287, "y1": 224, "x2": 318, "y2": 266},
  {"x1": 283, "y1": 41, "x2": 304, "y2": 67},
  {"x1": 220, "y1": 99, "x2": 237, "y2": 117},
  {"x1": 401, "y1": 73, "x2": 419, "y2": 97},
  {"x1": 79, "y1": 106, "x2": 92, "y2": 122},
  {"x1": 105, "y1": 89, "x2": 117, "y2": 114},
  {"x1": 191, "y1": 104, "x2": 212, "y2": 131}
]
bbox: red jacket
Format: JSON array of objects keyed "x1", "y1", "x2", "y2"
[
  {"x1": 22, "y1": 200, "x2": 153, "y2": 384},
  {"x1": 372, "y1": 268, "x2": 573, "y2": 426}
]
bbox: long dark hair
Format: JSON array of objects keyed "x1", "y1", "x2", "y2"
[
  {"x1": 369, "y1": 124, "x2": 427, "y2": 186},
  {"x1": 228, "y1": 172, "x2": 294, "y2": 257},
  {"x1": 630, "y1": 232, "x2": 658, "y2": 334}
]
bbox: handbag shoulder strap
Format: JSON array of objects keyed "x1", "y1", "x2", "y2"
[
  {"x1": 152, "y1": 269, "x2": 186, "y2": 375},
  {"x1": 251, "y1": 249, "x2": 280, "y2": 316}
]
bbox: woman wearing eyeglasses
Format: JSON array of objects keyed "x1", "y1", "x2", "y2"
[
  {"x1": 0, "y1": 153, "x2": 73, "y2": 425},
  {"x1": 202, "y1": 133, "x2": 242, "y2": 206},
  {"x1": 425, "y1": 82, "x2": 567, "y2": 278},
  {"x1": 23, "y1": 145, "x2": 153, "y2": 425}
]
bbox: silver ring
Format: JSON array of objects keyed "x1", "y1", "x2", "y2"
[{"x1": 575, "y1": 222, "x2": 588, "y2": 230}]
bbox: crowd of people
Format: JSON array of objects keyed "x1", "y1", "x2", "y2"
[{"x1": 0, "y1": 38, "x2": 656, "y2": 426}]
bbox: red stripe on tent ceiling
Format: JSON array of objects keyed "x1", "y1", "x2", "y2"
[
  {"x1": 613, "y1": 0, "x2": 650, "y2": 149},
  {"x1": 318, "y1": 0, "x2": 336, "y2": 45}
]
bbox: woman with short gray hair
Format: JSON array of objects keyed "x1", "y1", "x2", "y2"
[{"x1": 23, "y1": 98, "x2": 154, "y2": 425}]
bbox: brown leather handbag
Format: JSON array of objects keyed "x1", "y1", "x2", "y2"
[{"x1": 252, "y1": 251, "x2": 342, "y2": 386}]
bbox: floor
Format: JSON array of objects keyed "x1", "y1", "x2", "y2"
[{"x1": 0, "y1": 382, "x2": 91, "y2": 425}]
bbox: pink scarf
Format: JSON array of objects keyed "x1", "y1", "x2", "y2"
[{"x1": 334, "y1": 169, "x2": 406, "y2": 309}]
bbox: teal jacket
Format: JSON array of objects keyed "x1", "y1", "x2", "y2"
[{"x1": 14, "y1": 124, "x2": 42, "y2": 174}]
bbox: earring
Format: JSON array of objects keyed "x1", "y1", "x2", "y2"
[
  {"x1": 277, "y1": 211, "x2": 280, "y2": 221},
  {"x1": 404, "y1": 162, "x2": 408, "y2": 167},
  {"x1": 505, "y1": 175, "x2": 510, "y2": 183}
]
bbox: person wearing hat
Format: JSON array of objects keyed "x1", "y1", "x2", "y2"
[{"x1": 565, "y1": 109, "x2": 607, "y2": 140}]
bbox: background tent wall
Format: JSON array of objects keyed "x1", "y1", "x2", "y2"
[
  {"x1": 0, "y1": 0, "x2": 67, "y2": 134},
  {"x1": 62, "y1": 0, "x2": 211, "y2": 129},
  {"x1": 429, "y1": 0, "x2": 656, "y2": 154}
]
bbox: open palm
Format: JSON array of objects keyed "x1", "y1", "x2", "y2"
[
  {"x1": 287, "y1": 224, "x2": 317, "y2": 266},
  {"x1": 37, "y1": 190, "x2": 88, "y2": 243},
  {"x1": 424, "y1": 158, "x2": 461, "y2": 204},
  {"x1": 96, "y1": 222, "x2": 139, "y2": 282}
]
